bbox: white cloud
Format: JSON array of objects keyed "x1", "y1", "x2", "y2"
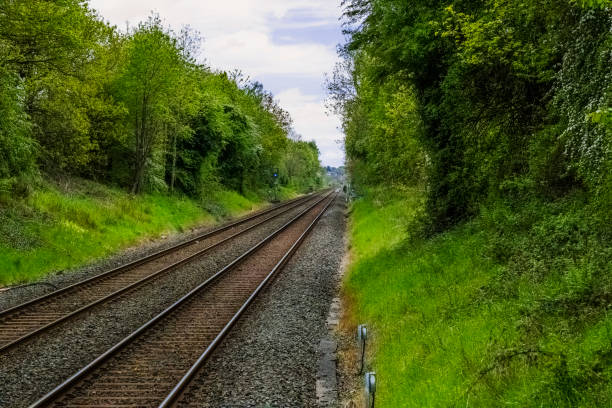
[
  {"x1": 276, "y1": 88, "x2": 343, "y2": 166},
  {"x1": 205, "y1": 30, "x2": 336, "y2": 77},
  {"x1": 90, "y1": 0, "x2": 340, "y2": 37},
  {"x1": 89, "y1": 0, "x2": 345, "y2": 167}
]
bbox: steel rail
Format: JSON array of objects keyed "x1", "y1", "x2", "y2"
[
  {"x1": 29, "y1": 192, "x2": 334, "y2": 408},
  {"x1": 0, "y1": 192, "x2": 318, "y2": 319},
  {"x1": 0, "y1": 192, "x2": 325, "y2": 353},
  {"x1": 0, "y1": 192, "x2": 317, "y2": 319},
  {"x1": 161, "y1": 193, "x2": 336, "y2": 407}
]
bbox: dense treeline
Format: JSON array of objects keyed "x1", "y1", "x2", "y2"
[
  {"x1": 0, "y1": 1, "x2": 323, "y2": 199},
  {"x1": 331, "y1": 0, "x2": 612, "y2": 406},
  {"x1": 330, "y1": 0, "x2": 610, "y2": 230}
]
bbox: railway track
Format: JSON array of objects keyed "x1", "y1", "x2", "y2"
[
  {"x1": 30, "y1": 192, "x2": 336, "y2": 407},
  {"x1": 0, "y1": 191, "x2": 325, "y2": 353}
]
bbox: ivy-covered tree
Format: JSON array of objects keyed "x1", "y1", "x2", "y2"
[
  {"x1": 0, "y1": 66, "x2": 35, "y2": 194},
  {"x1": 332, "y1": 0, "x2": 611, "y2": 230}
]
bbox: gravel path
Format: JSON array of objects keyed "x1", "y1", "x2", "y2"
[
  {"x1": 0, "y1": 197, "x2": 322, "y2": 408},
  {"x1": 176, "y1": 195, "x2": 346, "y2": 407}
]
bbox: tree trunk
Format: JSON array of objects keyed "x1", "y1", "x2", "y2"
[
  {"x1": 132, "y1": 93, "x2": 149, "y2": 194},
  {"x1": 170, "y1": 128, "x2": 177, "y2": 192}
]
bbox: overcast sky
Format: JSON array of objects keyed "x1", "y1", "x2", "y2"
[{"x1": 88, "y1": 0, "x2": 345, "y2": 167}]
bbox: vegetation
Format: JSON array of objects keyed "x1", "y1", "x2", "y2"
[
  {"x1": 331, "y1": 0, "x2": 612, "y2": 406},
  {"x1": 0, "y1": 178, "x2": 210, "y2": 285},
  {"x1": 330, "y1": 0, "x2": 610, "y2": 230},
  {"x1": 0, "y1": 2, "x2": 325, "y2": 284},
  {"x1": 0, "y1": 1, "x2": 324, "y2": 198},
  {"x1": 346, "y1": 187, "x2": 611, "y2": 406}
]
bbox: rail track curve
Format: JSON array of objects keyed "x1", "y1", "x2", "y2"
[
  {"x1": 0, "y1": 191, "x2": 325, "y2": 353},
  {"x1": 29, "y1": 192, "x2": 336, "y2": 407}
]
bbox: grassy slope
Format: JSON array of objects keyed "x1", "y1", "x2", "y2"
[
  {"x1": 0, "y1": 178, "x2": 270, "y2": 286},
  {"x1": 344, "y1": 187, "x2": 612, "y2": 407}
]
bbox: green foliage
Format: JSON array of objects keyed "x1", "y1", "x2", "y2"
[
  {"x1": 167, "y1": 70, "x2": 323, "y2": 199},
  {"x1": 0, "y1": 65, "x2": 35, "y2": 194},
  {"x1": 333, "y1": 0, "x2": 611, "y2": 230},
  {"x1": 346, "y1": 187, "x2": 612, "y2": 407},
  {"x1": 550, "y1": 8, "x2": 611, "y2": 192},
  {"x1": 574, "y1": 0, "x2": 612, "y2": 8},
  {"x1": 282, "y1": 140, "x2": 323, "y2": 192},
  {"x1": 0, "y1": 0, "x2": 113, "y2": 173},
  {"x1": 0, "y1": 1, "x2": 324, "y2": 204},
  {"x1": 111, "y1": 14, "x2": 185, "y2": 193},
  {"x1": 336, "y1": 74, "x2": 426, "y2": 188},
  {"x1": 336, "y1": 1, "x2": 612, "y2": 405}
]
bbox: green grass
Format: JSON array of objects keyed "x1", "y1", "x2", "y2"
[
  {"x1": 344, "y1": 187, "x2": 612, "y2": 407},
  {"x1": 0, "y1": 178, "x2": 267, "y2": 285}
]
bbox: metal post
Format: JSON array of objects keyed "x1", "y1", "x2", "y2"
[
  {"x1": 364, "y1": 371, "x2": 376, "y2": 408},
  {"x1": 357, "y1": 324, "x2": 367, "y2": 374}
]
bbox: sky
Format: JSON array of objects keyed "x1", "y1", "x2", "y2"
[{"x1": 88, "y1": 0, "x2": 346, "y2": 167}]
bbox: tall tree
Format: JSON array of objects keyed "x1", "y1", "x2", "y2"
[
  {"x1": 112, "y1": 15, "x2": 183, "y2": 193},
  {"x1": 334, "y1": 0, "x2": 611, "y2": 230},
  {"x1": 0, "y1": 0, "x2": 112, "y2": 173}
]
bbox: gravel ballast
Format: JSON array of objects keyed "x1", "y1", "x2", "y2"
[
  {"x1": 176, "y1": 195, "x2": 346, "y2": 407},
  {"x1": 0, "y1": 196, "x2": 326, "y2": 407}
]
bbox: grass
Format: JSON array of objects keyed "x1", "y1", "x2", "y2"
[
  {"x1": 0, "y1": 178, "x2": 266, "y2": 286},
  {"x1": 343, "y1": 186, "x2": 612, "y2": 407}
]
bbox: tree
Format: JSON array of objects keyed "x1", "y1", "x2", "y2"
[
  {"x1": 335, "y1": 0, "x2": 611, "y2": 230},
  {"x1": 112, "y1": 15, "x2": 184, "y2": 193},
  {"x1": 0, "y1": 0, "x2": 113, "y2": 173},
  {"x1": 0, "y1": 2, "x2": 325, "y2": 199},
  {"x1": 0, "y1": 65, "x2": 35, "y2": 193}
]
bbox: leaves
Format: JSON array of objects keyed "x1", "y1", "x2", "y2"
[
  {"x1": 0, "y1": 1, "x2": 324, "y2": 198},
  {"x1": 336, "y1": 0, "x2": 611, "y2": 230}
]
